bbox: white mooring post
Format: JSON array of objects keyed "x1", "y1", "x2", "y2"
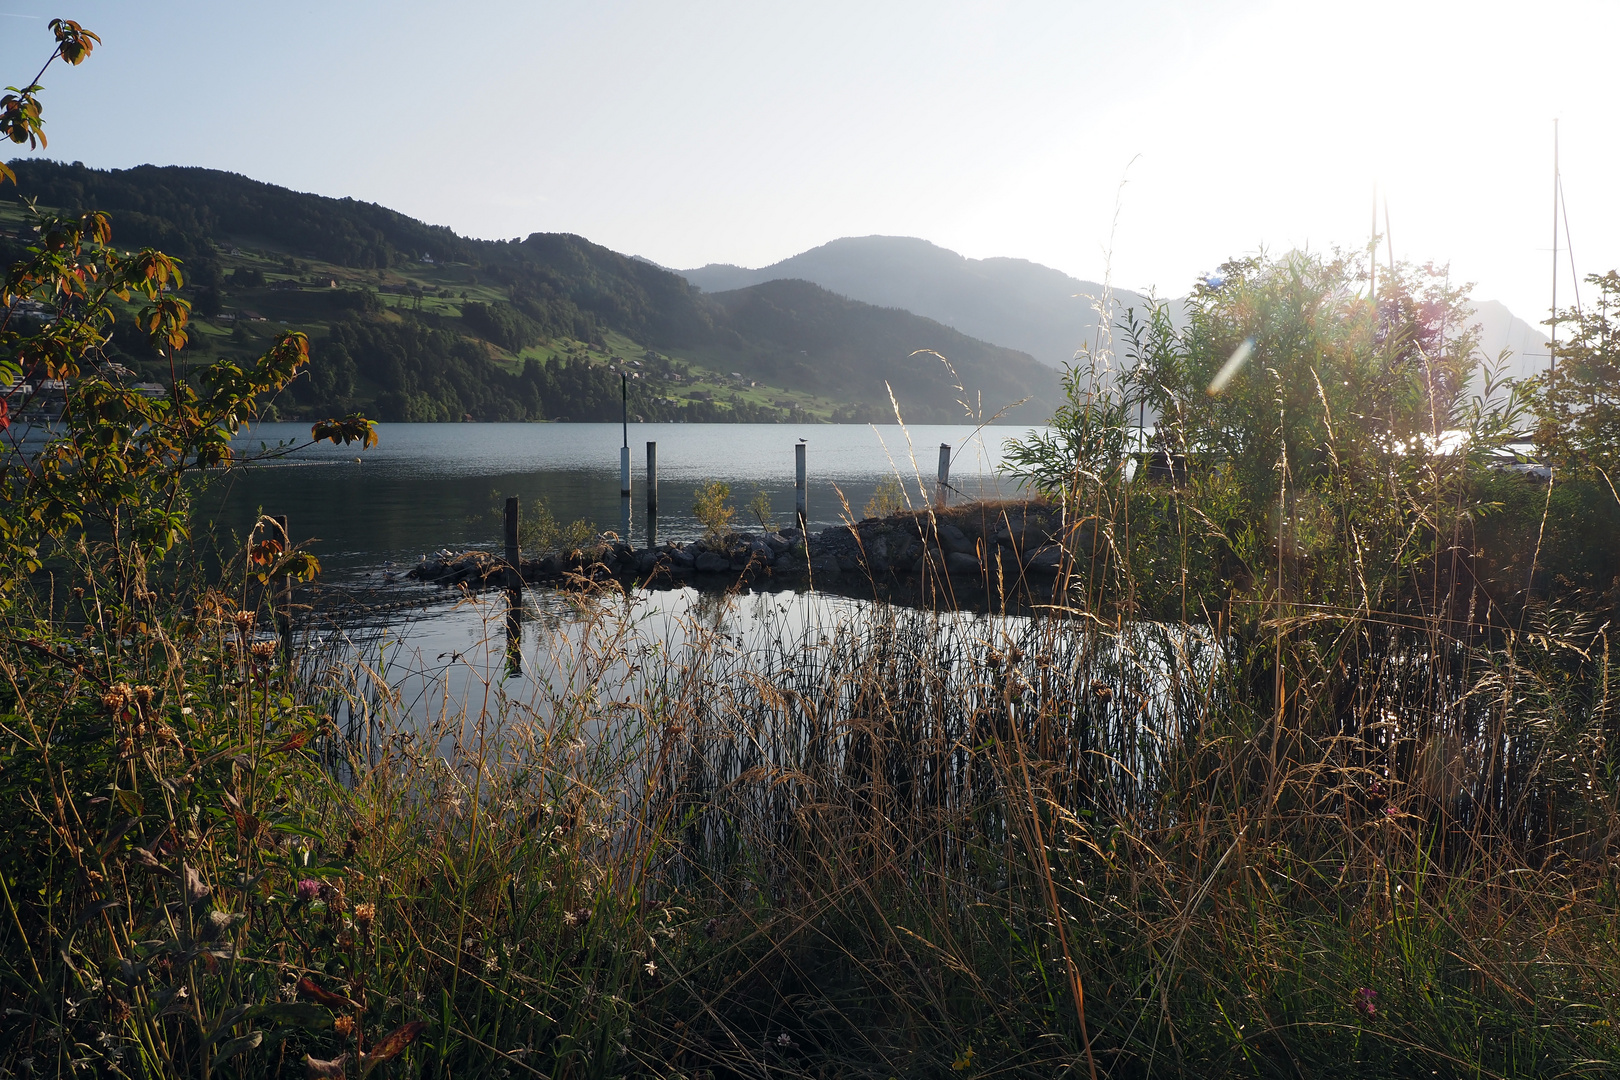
[
  {"x1": 936, "y1": 443, "x2": 952, "y2": 507},
  {"x1": 795, "y1": 442, "x2": 807, "y2": 532}
]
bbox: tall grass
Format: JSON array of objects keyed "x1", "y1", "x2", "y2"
[
  {"x1": 5, "y1": 255, "x2": 1620, "y2": 1078},
  {"x1": 5, "y1": 546, "x2": 1618, "y2": 1077}
]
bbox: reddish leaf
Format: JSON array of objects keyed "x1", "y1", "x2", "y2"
[
  {"x1": 270, "y1": 731, "x2": 311, "y2": 754},
  {"x1": 361, "y1": 1020, "x2": 427, "y2": 1074},
  {"x1": 297, "y1": 977, "x2": 359, "y2": 1012}
]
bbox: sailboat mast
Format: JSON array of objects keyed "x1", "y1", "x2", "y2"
[
  {"x1": 1369, "y1": 185, "x2": 1377, "y2": 300},
  {"x1": 1550, "y1": 120, "x2": 1559, "y2": 383}
]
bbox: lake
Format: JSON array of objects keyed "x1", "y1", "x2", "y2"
[
  {"x1": 205, "y1": 422, "x2": 1044, "y2": 714},
  {"x1": 211, "y1": 422, "x2": 1038, "y2": 579}
]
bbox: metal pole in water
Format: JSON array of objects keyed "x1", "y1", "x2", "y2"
[
  {"x1": 936, "y1": 443, "x2": 951, "y2": 508},
  {"x1": 795, "y1": 441, "x2": 807, "y2": 532},
  {"x1": 646, "y1": 441, "x2": 658, "y2": 549}
]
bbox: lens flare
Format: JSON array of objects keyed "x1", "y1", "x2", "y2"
[{"x1": 1207, "y1": 337, "x2": 1253, "y2": 395}]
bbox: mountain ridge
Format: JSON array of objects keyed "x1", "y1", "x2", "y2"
[
  {"x1": 683, "y1": 236, "x2": 1550, "y2": 386},
  {"x1": 684, "y1": 236, "x2": 1154, "y2": 369},
  {"x1": 1, "y1": 161, "x2": 1056, "y2": 424}
]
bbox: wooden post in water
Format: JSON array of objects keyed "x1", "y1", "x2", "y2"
[
  {"x1": 795, "y1": 441, "x2": 807, "y2": 532},
  {"x1": 504, "y1": 585, "x2": 523, "y2": 679},
  {"x1": 646, "y1": 441, "x2": 658, "y2": 549},
  {"x1": 271, "y1": 514, "x2": 292, "y2": 661},
  {"x1": 620, "y1": 374, "x2": 632, "y2": 541},
  {"x1": 936, "y1": 443, "x2": 952, "y2": 508},
  {"x1": 504, "y1": 497, "x2": 520, "y2": 576}
]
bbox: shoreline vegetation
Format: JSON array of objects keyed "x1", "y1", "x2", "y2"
[{"x1": 9, "y1": 20, "x2": 1620, "y2": 1080}]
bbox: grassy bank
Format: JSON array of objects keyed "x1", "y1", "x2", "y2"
[{"x1": 3, "y1": 535, "x2": 1619, "y2": 1077}]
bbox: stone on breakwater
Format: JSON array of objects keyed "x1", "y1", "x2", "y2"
[
  {"x1": 1025, "y1": 544, "x2": 1065, "y2": 574},
  {"x1": 938, "y1": 523, "x2": 972, "y2": 555},
  {"x1": 405, "y1": 498, "x2": 1074, "y2": 597}
]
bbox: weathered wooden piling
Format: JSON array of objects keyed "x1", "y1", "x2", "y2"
[
  {"x1": 795, "y1": 441, "x2": 807, "y2": 531},
  {"x1": 504, "y1": 585, "x2": 523, "y2": 679},
  {"x1": 936, "y1": 443, "x2": 952, "y2": 507},
  {"x1": 504, "y1": 497, "x2": 520, "y2": 569},
  {"x1": 646, "y1": 441, "x2": 658, "y2": 549},
  {"x1": 620, "y1": 374, "x2": 632, "y2": 541}
]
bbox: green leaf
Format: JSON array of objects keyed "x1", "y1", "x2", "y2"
[
  {"x1": 213, "y1": 1030, "x2": 263, "y2": 1067},
  {"x1": 244, "y1": 1002, "x2": 333, "y2": 1031}
]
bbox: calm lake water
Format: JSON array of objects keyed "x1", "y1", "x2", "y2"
[
  {"x1": 202, "y1": 422, "x2": 1043, "y2": 712},
  {"x1": 208, "y1": 422, "x2": 1038, "y2": 580}
]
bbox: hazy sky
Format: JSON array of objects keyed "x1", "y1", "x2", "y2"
[{"x1": 1, "y1": 1, "x2": 1612, "y2": 322}]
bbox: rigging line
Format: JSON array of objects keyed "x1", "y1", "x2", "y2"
[{"x1": 1558, "y1": 172, "x2": 1581, "y2": 315}]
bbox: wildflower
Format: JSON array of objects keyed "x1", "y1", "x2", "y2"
[
  {"x1": 180, "y1": 706, "x2": 193, "y2": 716},
  {"x1": 1382, "y1": 804, "x2": 1398, "y2": 817},
  {"x1": 643, "y1": 960, "x2": 658, "y2": 977},
  {"x1": 332, "y1": 1015, "x2": 356, "y2": 1037},
  {"x1": 250, "y1": 640, "x2": 278, "y2": 662},
  {"x1": 353, "y1": 902, "x2": 375, "y2": 931},
  {"x1": 1355, "y1": 986, "x2": 1378, "y2": 1017},
  {"x1": 296, "y1": 879, "x2": 320, "y2": 902},
  {"x1": 775, "y1": 1032, "x2": 793, "y2": 1048},
  {"x1": 484, "y1": 953, "x2": 500, "y2": 975},
  {"x1": 133, "y1": 684, "x2": 155, "y2": 708}
]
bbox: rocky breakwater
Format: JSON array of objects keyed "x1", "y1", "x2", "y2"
[{"x1": 408, "y1": 499, "x2": 1098, "y2": 597}]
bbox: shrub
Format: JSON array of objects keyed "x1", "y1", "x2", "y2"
[
  {"x1": 864, "y1": 475, "x2": 909, "y2": 518},
  {"x1": 516, "y1": 495, "x2": 596, "y2": 556},
  {"x1": 693, "y1": 480, "x2": 735, "y2": 539},
  {"x1": 748, "y1": 488, "x2": 775, "y2": 529}
]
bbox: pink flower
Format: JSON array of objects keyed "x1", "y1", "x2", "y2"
[
  {"x1": 296, "y1": 879, "x2": 321, "y2": 902},
  {"x1": 1355, "y1": 987, "x2": 1378, "y2": 1017}
]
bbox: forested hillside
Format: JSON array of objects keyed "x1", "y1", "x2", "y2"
[{"x1": 0, "y1": 161, "x2": 1056, "y2": 424}]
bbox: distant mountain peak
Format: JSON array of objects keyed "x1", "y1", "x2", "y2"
[{"x1": 682, "y1": 236, "x2": 1147, "y2": 368}]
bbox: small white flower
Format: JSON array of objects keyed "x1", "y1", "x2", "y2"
[
  {"x1": 776, "y1": 1032, "x2": 794, "y2": 1047},
  {"x1": 643, "y1": 960, "x2": 657, "y2": 977}
]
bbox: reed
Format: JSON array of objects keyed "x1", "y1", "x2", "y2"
[{"x1": 4, "y1": 252, "x2": 1619, "y2": 1079}]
